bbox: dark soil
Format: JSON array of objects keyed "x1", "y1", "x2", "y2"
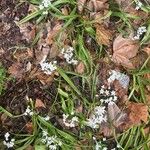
[{"x1": 0, "y1": 0, "x2": 58, "y2": 136}]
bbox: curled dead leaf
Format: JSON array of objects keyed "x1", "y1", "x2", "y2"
[{"x1": 112, "y1": 35, "x2": 139, "y2": 69}]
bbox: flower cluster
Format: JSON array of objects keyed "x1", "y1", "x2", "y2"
[
  {"x1": 3, "y1": 132, "x2": 15, "y2": 148},
  {"x1": 86, "y1": 106, "x2": 107, "y2": 128},
  {"x1": 99, "y1": 85, "x2": 118, "y2": 105},
  {"x1": 61, "y1": 47, "x2": 78, "y2": 65},
  {"x1": 41, "y1": 131, "x2": 62, "y2": 150},
  {"x1": 43, "y1": 115, "x2": 50, "y2": 121},
  {"x1": 107, "y1": 70, "x2": 130, "y2": 89},
  {"x1": 133, "y1": 26, "x2": 147, "y2": 40},
  {"x1": 93, "y1": 137, "x2": 108, "y2": 150},
  {"x1": 39, "y1": 0, "x2": 52, "y2": 15},
  {"x1": 63, "y1": 113, "x2": 79, "y2": 128},
  {"x1": 40, "y1": 61, "x2": 57, "y2": 75},
  {"x1": 24, "y1": 106, "x2": 33, "y2": 116},
  {"x1": 135, "y1": 0, "x2": 143, "y2": 10}
]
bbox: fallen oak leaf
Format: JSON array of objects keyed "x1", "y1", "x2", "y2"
[{"x1": 112, "y1": 35, "x2": 139, "y2": 69}]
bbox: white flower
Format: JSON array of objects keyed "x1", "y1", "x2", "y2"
[
  {"x1": 63, "y1": 113, "x2": 79, "y2": 128},
  {"x1": 42, "y1": 130, "x2": 48, "y2": 137},
  {"x1": 44, "y1": 115, "x2": 50, "y2": 121},
  {"x1": 40, "y1": 61, "x2": 57, "y2": 75},
  {"x1": 39, "y1": 0, "x2": 52, "y2": 10},
  {"x1": 107, "y1": 70, "x2": 130, "y2": 89},
  {"x1": 94, "y1": 106, "x2": 106, "y2": 116},
  {"x1": 42, "y1": 10, "x2": 48, "y2": 15},
  {"x1": 39, "y1": 5, "x2": 44, "y2": 10},
  {"x1": 86, "y1": 106, "x2": 107, "y2": 128},
  {"x1": 135, "y1": 0, "x2": 143, "y2": 10},
  {"x1": 101, "y1": 85, "x2": 105, "y2": 89},
  {"x1": 95, "y1": 142, "x2": 102, "y2": 150},
  {"x1": 113, "y1": 96, "x2": 118, "y2": 101},
  {"x1": 117, "y1": 144, "x2": 121, "y2": 148},
  {"x1": 105, "y1": 90, "x2": 109, "y2": 96},
  {"x1": 41, "y1": 131, "x2": 62, "y2": 149},
  {"x1": 100, "y1": 88, "x2": 105, "y2": 94},
  {"x1": 24, "y1": 106, "x2": 33, "y2": 116},
  {"x1": 61, "y1": 47, "x2": 78, "y2": 65},
  {"x1": 133, "y1": 26, "x2": 147, "y2": 40},
  {"x1": 99, "y1": 85, "x2": 118, "y2": 105},
  {"x1": 3, "y1": 138, "x2": 15, "y2": 148},
  {"x1": 111, "y1": 90, "x2": 116, "y2": 96},
  {"x1": 4, "y1": 132, "x2": 10, "y2": 141},
  {"x1": 49, "y1": 145, "x2": 57, "y2": 150},
  {"x1": 86, "y1": 118, "x2": 99, "y2": 129}
]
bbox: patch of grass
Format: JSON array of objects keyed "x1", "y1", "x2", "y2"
[
  {"x1": 117, "y1": 125, "x2": 150, "y2": 150},
  {"x1": 129, "y1": 56, "x2": 150, "y2": 103},
  {"x1": 0, "y1": 65, "x2": 6, "y2": 95}
]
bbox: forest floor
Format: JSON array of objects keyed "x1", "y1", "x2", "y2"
[{"x1": 0, "y1": 0, "x2": 150, "y2": 150}]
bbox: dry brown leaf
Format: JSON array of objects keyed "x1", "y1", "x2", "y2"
[
  {"x1": 75, "y1": 62, "x2": 85, "y2": 74},
  {"x1": 143, "y1": 47, "x2": 150, "y2": 56},
  {"x1": 112, "y1": 35, "x2": 139, "y2": 69},
  {"x1": 96, "y1": 24, "x2": 112, "y2": 46},
  {"x1": 144, "y1": 73, "x2": 150, "y2": 91},
  {"x1": 101, "y1": 103, "x2": 127, "y2": 137},
  {"x1": 146, "y1": 94, "x2": 150, "y2": 105},
  {"x1": 0, "y1": 48, "x2": 5, "y2": 56},
  {"x1": 13, "y1": 48, "x2": 33, "y2": 62},
  {"x1": 18, "y1": 22, "x2": 36, "y2": 42},
  {"x1": 77, "y1": 0, "x2": 86, "y2": 13},
  {"x1": 75, "y1": 104, "x2": 83, "y2": 113},
  {"x1": 88, "y1": 0, "x2": 108, "y2": 12},
  {"x1": 25, "y1": 145, "x2": 34, "y2": 150},
  {"x1": 35, "y1": 46, "x2": 50, "y2": 64},
  {"x1": 46, "y1": 23, "x2": 62, "y2": 45},
  {"x1": 127, "y1": 102, "x2": 148, "y2": 126},
  {"x1": 25, "y1": 122, "x2": 33, "y2": 134},
  {"x1": 1, "y1": 113, "x2": 8, "y2": 124},
  {"x1": 8, "y1": 62, "x2": 24, "y2": 79},
  {"x1": 49, "y1": 43, "x2": 60, "y2": 59},
  {"x1": 35, "y1": 98, "x2": 46, "y2": 108}
]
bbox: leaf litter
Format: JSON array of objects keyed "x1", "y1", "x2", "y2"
[{"x1": 0, "y1": 0, "x2": 150, "y2": 149}]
